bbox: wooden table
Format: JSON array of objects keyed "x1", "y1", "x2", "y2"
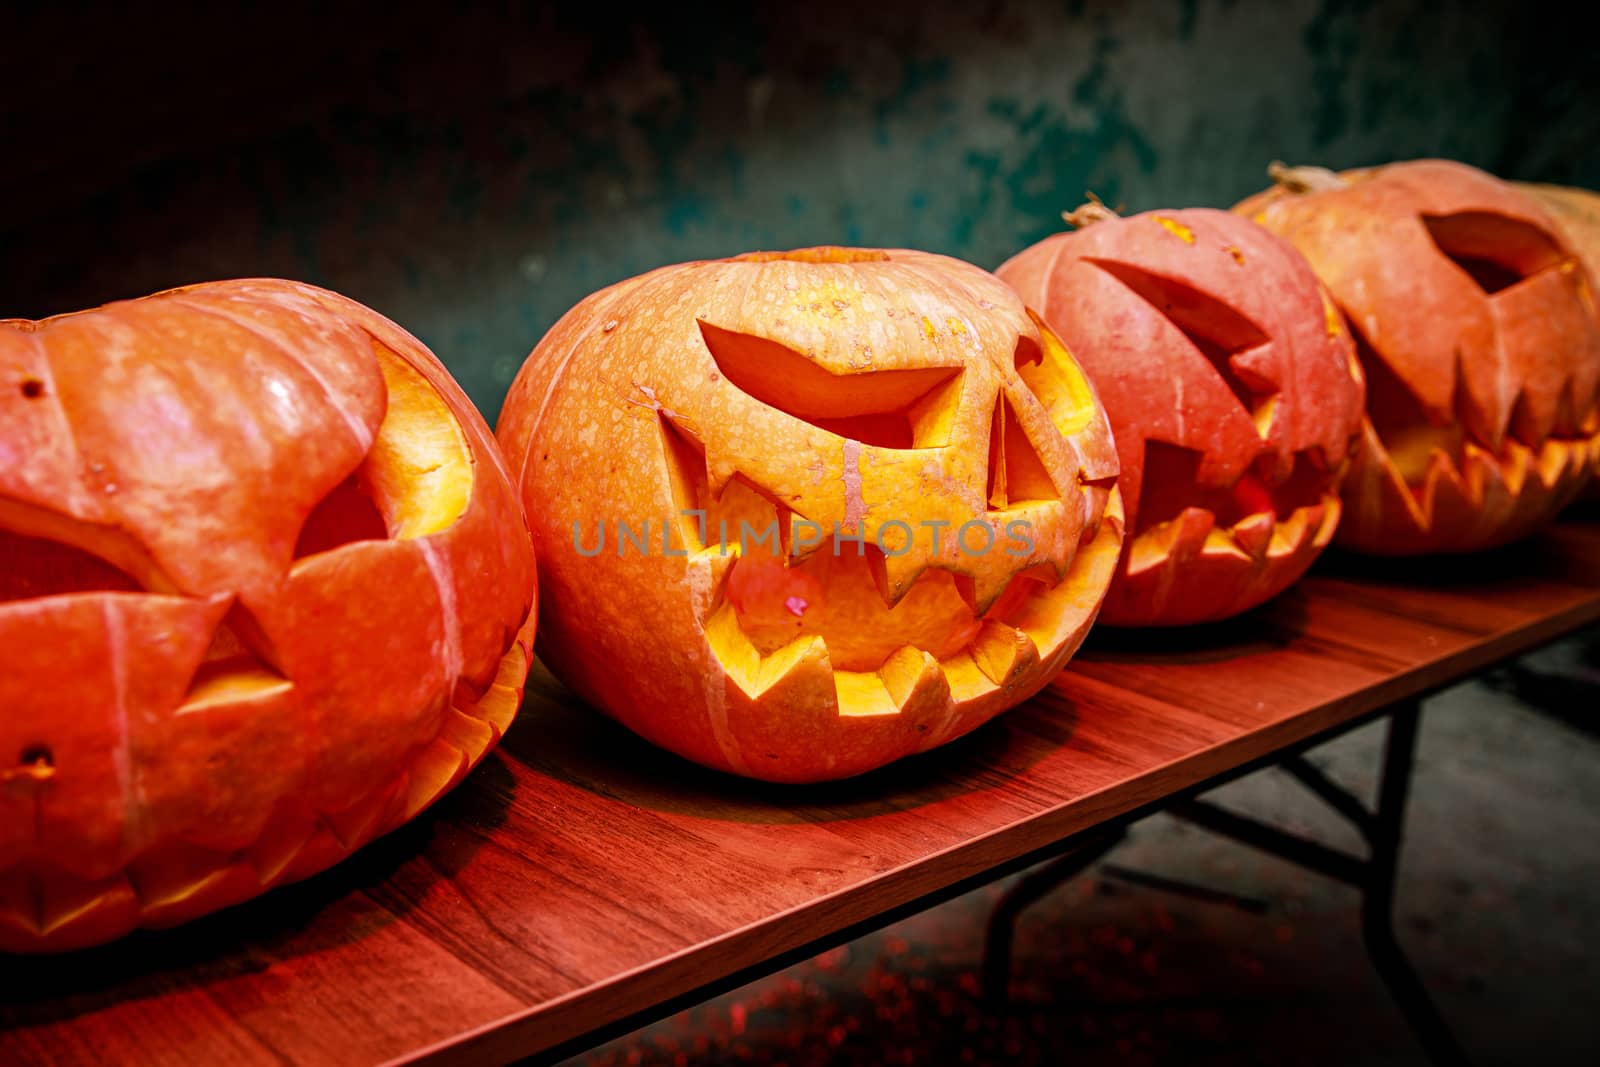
[{"x1": 3, "y1": 520, "x2": 1597, "y2": 1067}]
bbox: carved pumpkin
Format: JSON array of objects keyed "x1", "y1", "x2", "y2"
[
  {"x1": 997, "y1": 204, "x2": 1364, "y2": 626},
  {"x1": 0, "y1": 280, "x2": 537, "y2": 952},
  {"x1": 1237, "y1": 160, "x2": 1600, "y2": 554},
  {"x1": 497, "y1": 248, "x2": 1122, "y2": 783}
]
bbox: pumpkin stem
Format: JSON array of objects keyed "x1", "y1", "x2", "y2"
[
  {"x1": 1061, "y1": 192, "x2": 1121, "y2": 229},
  {"x1": 1267, "y1": 161, "x2": 1346, "y2": 194}
]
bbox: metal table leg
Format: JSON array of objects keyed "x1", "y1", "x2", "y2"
[
  {"x1": 980, "y1": 698, "x2": 1472, "y2": 1064},
  {"x1": 1168, "y1": 700, "x2": 1470, "y2": 1066},
  {"x1": 1359, "y1": 702, "x2": 1470, "y2": 1067},
  {"x1": 980, "y1": 828, "x2": 1125, "y2": 1006}
]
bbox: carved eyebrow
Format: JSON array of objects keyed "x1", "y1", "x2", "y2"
[
  {"x1": 697, "y1": 320, "x2": 963, "y2": 449},
  {"x1": 0, "y1": 527, "x2": 143, "y2": 603},
  {"x1": 0, "y1": 497, "x2": 176, "y2": 596},
  {"x1": 1420, "y1": 212, "x2": 1568, "y2": 295}
]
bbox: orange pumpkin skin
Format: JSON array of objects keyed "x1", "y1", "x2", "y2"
[
  {"x1": 1238, "y1": 160, "x2": 1600, "y2": 554},
  {"x1": 1518, "y1": 181, "x2": 1600, "y2": 506},
  {"x1": 498, "y1": 248, "x2": 1122, "y2": 783},
  {"x1": 1517, "y1": 182, "x2": 1600, "y2": 272},
  {"x1": 0, "y1": 280, "x2": 537, "y2": 952},
  {"x1": 998, "y1": 208, "x2": 1364, "y2": 626}
]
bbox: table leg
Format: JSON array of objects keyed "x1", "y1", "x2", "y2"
[
  {"x1": 980, "y1": 828, "x2": 1126, "y2": 1007},
  {"x1": 984, "y1": 699, "x2": 1472, "y2": 1064},
  {"x1": 1361, "y1": 701, "x2": 1470, "y2": 1067},
  {"x1": 1168, "y1": 699, "x2": 1470, "y2": 1066}
]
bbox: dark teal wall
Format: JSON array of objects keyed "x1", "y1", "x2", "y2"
[{"x1": 4, "y1": 0, "x2": 1595, "y2": 421}]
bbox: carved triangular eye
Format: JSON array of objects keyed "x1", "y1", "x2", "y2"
[
  {"x1": 698, "y1": 320, "x2": 963, "y2": 448},
  {"x1": 1083, "y1": 258, "x2": 1271, "y2": 414},
  {"x1": 1421, "y1": 212, "x2": 1567, "y2": 295},
  {"x1": 0, "y1": 528, "x2": 141, "y2": 603},
  {"x1": 293, "y1": 473, "x2": 388, "y2": 560},
  {"x1": 291, "y1": 340, "x2": 478, "y2": 561}
]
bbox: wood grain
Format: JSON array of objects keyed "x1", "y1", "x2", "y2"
[{"x1": 3, "y1": 520, "x2": 1597, "y2": 1067}]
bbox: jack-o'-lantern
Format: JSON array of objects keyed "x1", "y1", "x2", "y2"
[
  {"x1": 997, "y1": 203, "x2": 1364, "y2": 626},
  {"x1": 1237, "y1": 160, "x2": 1600, "y2": 553},
  {"x1": 0, "y1": 280, "x2": 537, "y2": 952},
  {"x1": 497, "y1": 248, "x2": 1122, "y2": 783}
]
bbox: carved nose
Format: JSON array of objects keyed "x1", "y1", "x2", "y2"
[{"x1": 986, "y1": 395, "x2": 1060, "y2": 510}]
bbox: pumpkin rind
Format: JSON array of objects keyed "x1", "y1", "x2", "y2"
[
  {"x1": 498, "y1": 249, "x2": 1122, "y2": 783},
  {"x1": 0, "y1": 280, "x2": 537, "y2": 952},
  {"x1": 1237, "y1": 160, "x2": 1600, "y2": 554},
  {"x1": 1511, "y1": 183, "x2": 1600, "y2": 273},
  {"x1": 1518, "y1": 181, "x2": 1600, "y2": 507},
  {"x1": 997, "y1": 208, "x2": 1365, "y2": 626}
]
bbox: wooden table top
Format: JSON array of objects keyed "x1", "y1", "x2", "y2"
[{"x1": 4, "y1": 519, "x2": 1598, "y2": 1067}]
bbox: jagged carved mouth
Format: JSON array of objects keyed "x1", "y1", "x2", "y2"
[
  {"x1": 1349, "y1": 311, "x2": 1600, "y2": 524},
  {"x1": 699, "y1": 548, "x2": 1105, "y2": 718},
  {"x1": 1126, "y1": 441, "x2": 1341, "y2": 572},
  {"x1": 1357, "y1": 421, "x2": 1600, "y2": 532},
  {"x1": 652, "y1": 415, "x2": 1114, "y2": 716}
]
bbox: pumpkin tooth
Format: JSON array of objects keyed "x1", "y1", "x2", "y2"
[
  {"x1": 747, "y1": 638, "x2": 837, "y2": 712},
  {"x1": 875, "y1": 551, "x2": 929, "y2": 609},
  {"x1": 1180, "y1": 507, "x2": 1224, "y2": 558},
  {"x1": 971, "y1": 569, "x2": 1020, "y2": 616},
  {"x1": 468, "y1": 684, "x2": 522, "y2": 741},
  {"x1": 785, "y1": 513, "x2": 831, "y2": 563},
  {"x1": 877, "y1": 645, "x2": 950, "y2": 711},
  {"x1": 1200, "y1": 526, "x2": 1252, "y2": 562},
  {"x1": 242, "y1": 814, "x2": 318, "y2": 887},
  {"x1": 1127, "y1": 508, "x2": 1216, "y2": 575},
  {"x1": 0, "y1": 871, "x2": 45, "y2": 935},
  {"x1": 321, "y1": 783, "x2": 399, "y2": 850},
  {"x1": 948, "y1": 572, "x2": 981, "y2": 614},
  {"x1": 1356, "y1": 422, "x2": 1429, "y2": 532},
  {"x1": 1536, "y1": 435, "x2": 1577, "y2": 486},
  {"x1": 1494, "y1": 438, "x2": 1534, "y2": 496},
  {"x1": 685, "y1": 550, "x2": 738, "y2": 620},
  {"x1": 1227, "y1": 511, "x2": 1275, "y2": 559},
  {"x1": 1421, "y1": 444, "x2": 1475, "y2": 519},
  {"x1": 34, "y1": 872, "x2": 136, "y2": 938},
  {"x1": 1266, "y1": 507, "x2": 1313, "y2": 558},
  {"x1": 440, "y1": 707, "x2": 495, "y2": 756},
  {"x1": 971, "y1": 621, "x2": 1040, "y2": 687},
  {"x1": 399, "y1": 740, "x2": 472, "y2": 822},
  {"x1": 831, "y1": 671, "x2": 900, "y2": 718},
  {"x1": 703, "y1": 603, "x2": 835, "y2": 700},
  {"x1": 1311, "y1": 496, "x2": 1341, "y2": 548}
]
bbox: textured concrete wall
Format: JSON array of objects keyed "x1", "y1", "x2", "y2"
[{"x1": 4, "y1": 0, "x2": 1595, "y2": 420}]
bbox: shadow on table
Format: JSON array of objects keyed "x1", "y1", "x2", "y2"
[
  {"x1": 1076, "y1": 587, "x2": 1310, "y2": 667},
  {"x1": 1313, "y1": 524, "x2": 1600, "y2": 589},
  {"x1": 0, "y1": 754, "x2": 516, "y2": 1013},
  {"x1": 499, "y1": 665, "x2": 1060, "y2": 826},
  {"x1": 503, "y1": 581, "x2": 1315, "y2": 825}
]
